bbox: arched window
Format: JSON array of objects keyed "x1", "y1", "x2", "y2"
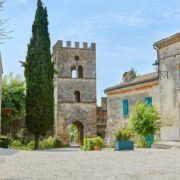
[
  {"x1": 74, "y1": 91, "x2": 81, "y2": 102},
  {"x1": 78, "y1": 66, "x2": 83, "y2": 78},
  {"x1": 71, "y1": 66, "x2": 77, "y2": 78}
]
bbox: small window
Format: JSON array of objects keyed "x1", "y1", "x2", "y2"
[
  {"x1": 71, "y1": 66, "x2": 77, "y2": 78},
  {"x1": 145, "y1": 97, "x2": 152, "y2": 107},
  {"x1": 74, "y1": 91, "x2": 81, "y2": 102},
  {"x1": 123, "y1": 99, "x2": 129, "y2": 116},
  {"x1": 78, "y1": 66, "x2": 83, "y2": 78},
  {"x1": 75, "y1": 56, "x2": 79, "y2": 61}
]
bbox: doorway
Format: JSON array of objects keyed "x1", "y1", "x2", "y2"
[{"x1": 70, "y1": 121, "x2": 84, "y2": 146}]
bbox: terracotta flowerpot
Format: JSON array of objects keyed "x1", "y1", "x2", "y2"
[
  {"x1": 94, "y1": 146, "x2": 101, "y2": 151},
  {"x1": 2, "y1": 108, "x2": 12, "y2": 116}
]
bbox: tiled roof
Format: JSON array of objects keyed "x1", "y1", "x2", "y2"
[
  {"x1": 154, "y1": 33, "x2": 180, "y2": 49},
  {"x1": 104, "y1": 72, "x2": 159, "y2": 93}
]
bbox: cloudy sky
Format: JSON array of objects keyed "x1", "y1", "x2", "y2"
[{"x1": 1, "y1": 0, "x2": 180, "y2": 103}]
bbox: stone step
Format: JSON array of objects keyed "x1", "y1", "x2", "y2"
[{"x1": 152, "y1": 141, "x2": 180, "y2": 149}]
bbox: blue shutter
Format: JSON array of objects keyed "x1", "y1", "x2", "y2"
[
  {"x1": 123, "y1": 99, "x2": 129, "y2": 116},
  {"x1": 145, "y1": 97, "x2": 152, "y2": 107}
]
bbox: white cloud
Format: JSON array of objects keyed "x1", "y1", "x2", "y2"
[
  {"x1": 14, "y1": 0, "x2": 28, "y2": 5},
  {"x1": 60, "y1": 13, "x2": 149, "y2": 41}
]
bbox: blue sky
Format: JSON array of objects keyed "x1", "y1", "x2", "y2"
[{"x1": 1, "y1": 0, "x2": 180, "y2": 104}]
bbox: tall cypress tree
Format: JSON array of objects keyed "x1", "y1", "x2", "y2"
[{"x1": 24, "y1": 0, "x2": 54, "y2": 149}]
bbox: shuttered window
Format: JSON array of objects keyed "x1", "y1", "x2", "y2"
[
  {"x1": 145, "y1": 97, "x2": 152, "y2": 107},
  {"x1": 123, "y1": 99, "x2": 129, "y2": 116}
]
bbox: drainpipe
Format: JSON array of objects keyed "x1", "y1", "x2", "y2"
[{"x1": 153, "y1": 44, "x2": 160, "y2": 79}]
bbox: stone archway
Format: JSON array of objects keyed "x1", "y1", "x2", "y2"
[{"x1": 70, "y1": 121, "x2": 84, "y2": 145}]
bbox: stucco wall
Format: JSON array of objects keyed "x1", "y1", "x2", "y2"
[
  {"x1": 158, "y1": 41, "x2": 180, "y2": 140},
  {"x1": 106, "y1": 83, "x2": 160, "y2": 144}
]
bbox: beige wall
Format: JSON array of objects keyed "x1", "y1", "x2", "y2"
[
  {"x1": 158, "y1": 41, "x2": 180, "y2": 140},
  {"x1": 0, "y1": 56, "x2": 2, "y2": 134},
  {"x1": 106, "y1": 82, "x2": 160, "y2": 144}
]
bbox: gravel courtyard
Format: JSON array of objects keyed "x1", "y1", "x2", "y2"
[{"x1": 0, "y1": 148, "x2": 180, "y2": 180}]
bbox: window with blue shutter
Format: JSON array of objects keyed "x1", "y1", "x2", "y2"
[
  {"x1": 145, "y1": 97, "x2": 152, "y2": 107},
  {"x1": 123, "y1": 99, "x2": 129, "y2": 116}
]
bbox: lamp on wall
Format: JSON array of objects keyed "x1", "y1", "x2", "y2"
[{"x1": 152, "y1": 60, "x2": 168, "y2": 79}]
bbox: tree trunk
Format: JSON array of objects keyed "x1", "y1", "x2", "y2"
[{"x1": 34, "y1": 134, "x2": 40, "y2": 150}]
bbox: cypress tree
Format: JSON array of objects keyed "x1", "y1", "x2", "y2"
[{"x1": 24, "y1": 0, "x2": 54, "y2": 149}]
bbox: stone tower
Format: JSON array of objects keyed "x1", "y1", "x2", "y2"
[{"x1": 53, "y1": 41, "x2": 97, "y2": 144}]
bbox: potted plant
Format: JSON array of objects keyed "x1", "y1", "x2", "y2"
[
  {"x1": 130, "y1": 102, "x2": 161, "y2": 148},
  {"x1": 94, "y1": 137, "x2": 104, "y2": 151},
  {"x1": 115, "y1": 128, "x2": 134, "y2": 151},
  {"x1": 2, "y1": 108, "x2": 12, "y2": 116}
]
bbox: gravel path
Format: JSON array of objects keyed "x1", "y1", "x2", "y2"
[{"x1": 0, "y1": 148, "x2": 180, "y2": 180}]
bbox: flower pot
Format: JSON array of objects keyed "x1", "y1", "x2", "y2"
[
  {"x1": 146, "y1": 135, "x2": 154, "y2": 148},
  {"x1": 2, "y1": 108, "x2": 12, "y2": 116},
  {"x1": 115, "y1": 140, "x2": 134, "y2": 151},
  {"x1": 94, "y1": 146, "x2": 101, "y2": 151}
]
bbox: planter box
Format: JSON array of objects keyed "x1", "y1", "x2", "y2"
[{"x1": 115, "y1": 140, "x2": 134, "y2": 151}]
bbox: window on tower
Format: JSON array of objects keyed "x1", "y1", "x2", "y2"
[
  {"x1": 74, "y1": 91, "x2": 81, "y2": 102},
  {"x1": 78, "y1": 66, "x2": 83, "y2": 78},
  {"x1": 71, "y1": 66, "x2": 77, "y2": 78}
]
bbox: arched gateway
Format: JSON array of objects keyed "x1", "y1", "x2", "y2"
[
  {"x1": 53, "y1": 41, "x2": 97, "y2": 145},
  {"x1": 69, "y1": 121, "x2": 84, "y2": 145}
]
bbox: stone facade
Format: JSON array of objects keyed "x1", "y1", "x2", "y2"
[
  {"x1": 53, "y1": 41, "x2": 97, "y2": 144},
  {"x1": 0, "y1": 53, "x2": 2, "y2": 134},
  {"x1": 105, "y1": 73, "x2": 160, "y2": 144},
  {"x1": 104, "y1": 33, "x2": 180, "y2": 144},
  {"x1": 154, "y1": 33, "x2": 180, "y2": 141},
  {"x1": 97, "y1": 97, "x2": 107, "y2": 138}
]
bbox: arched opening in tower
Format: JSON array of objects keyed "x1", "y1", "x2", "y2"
[{"x1": 69, "y1": 121, "x2": 84, "y2": 146}]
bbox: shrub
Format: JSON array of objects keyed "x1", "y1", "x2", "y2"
[
  {"x1": 82, "y1": 137, "x2": 104, "y2": 151},
  {"x1": 2, "y1": 73, "x2": 25, "y2": 124},
  {"x1": 95, "y1": 137, "x2": 104, "y2": 147},
  {"x1": 0, "y1": 136, "x2": 10, "y2": 148},
  {"x1": 115, "y1": 128, "x2": 132, "y2": 141},
  {"x1": 16, "y1": 129, "x2": 25, "y2": 143},
  {"x1": 134, "y1": 135, "x2": 145, "y2": 148},
  {"x1": 40, "y1": 136, "x2": 62, "y2": 149},
  {"x1": 26, "y1": 141, "x2": 35, "y2": 150},
  {"x1": 10, "y1": 140, "x2": 22, "y2": 149},
  {"x1": 130, "y1": 102, "x2": 161, "y2": 147}
]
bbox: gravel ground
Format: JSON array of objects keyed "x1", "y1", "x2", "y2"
[{"x1": 0, "y1": 148, "x2": 180, "y2": 180}]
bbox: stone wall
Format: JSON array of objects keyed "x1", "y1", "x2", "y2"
[
  {"x1": 97, "y1": 97, "x2": 107, "y2": 138},
  {"x1": 53, "y1": 41, "x2": 97, "y2": 144},
  {"x1": 157, "y1": 40, "x2": 180, "y2": 140},
  {"x1": 0, "y1": 53, "x2": 3, "y2": 134},
  {"x1": 105, "y1": 82, "x2": 159, "y2": 144}
]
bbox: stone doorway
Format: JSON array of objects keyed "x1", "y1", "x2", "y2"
[{"x1": 70, "y1": 121, "x2": 84, "y2": 146}]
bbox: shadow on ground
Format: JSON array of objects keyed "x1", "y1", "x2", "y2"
[
  {"x1": 0, "y1": 148, "x2": 19, "y2": 156},
  {"x1": 44, "y1": 147, "x2": 81, "y2": 152}
]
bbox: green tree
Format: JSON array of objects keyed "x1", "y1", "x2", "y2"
[
  {"x1": 23, "y1": 0, "x2": 54, "y2": 149},
  {"x1": 129, "y1": 68, "x2": 137, "y2": 79},
  {"x1": 2, "y1": 73, "x2": 25, "y2": 123},
  {"x1": 123, "y1": 68, "x2": 137, "y2": 82},
  {"x1": 0, "y1": 0, "x2": 11, "y2": 43},
  {"x1": 130, "y1": 102, "x2": 161, "y2": 147}
]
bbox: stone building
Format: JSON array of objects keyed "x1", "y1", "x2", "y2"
[
  {"x1": 0, "y1": 53, "x2": 2, "y2": 134},
  {"x1": 97, "y1": 97, "x2": 107, "y2": 138},
  {"x1": 154, "y1": 33, "x2": 180, "y2": 141},
  {"x1": 53, "y1": 41, "x2": 97, "y2": 145},
  {"x1": 105, "y1": 72, "x2": 160, "y2": 144},
  {"x1": 105, "y1": 33, "x2": 180, "y2": 144}
]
